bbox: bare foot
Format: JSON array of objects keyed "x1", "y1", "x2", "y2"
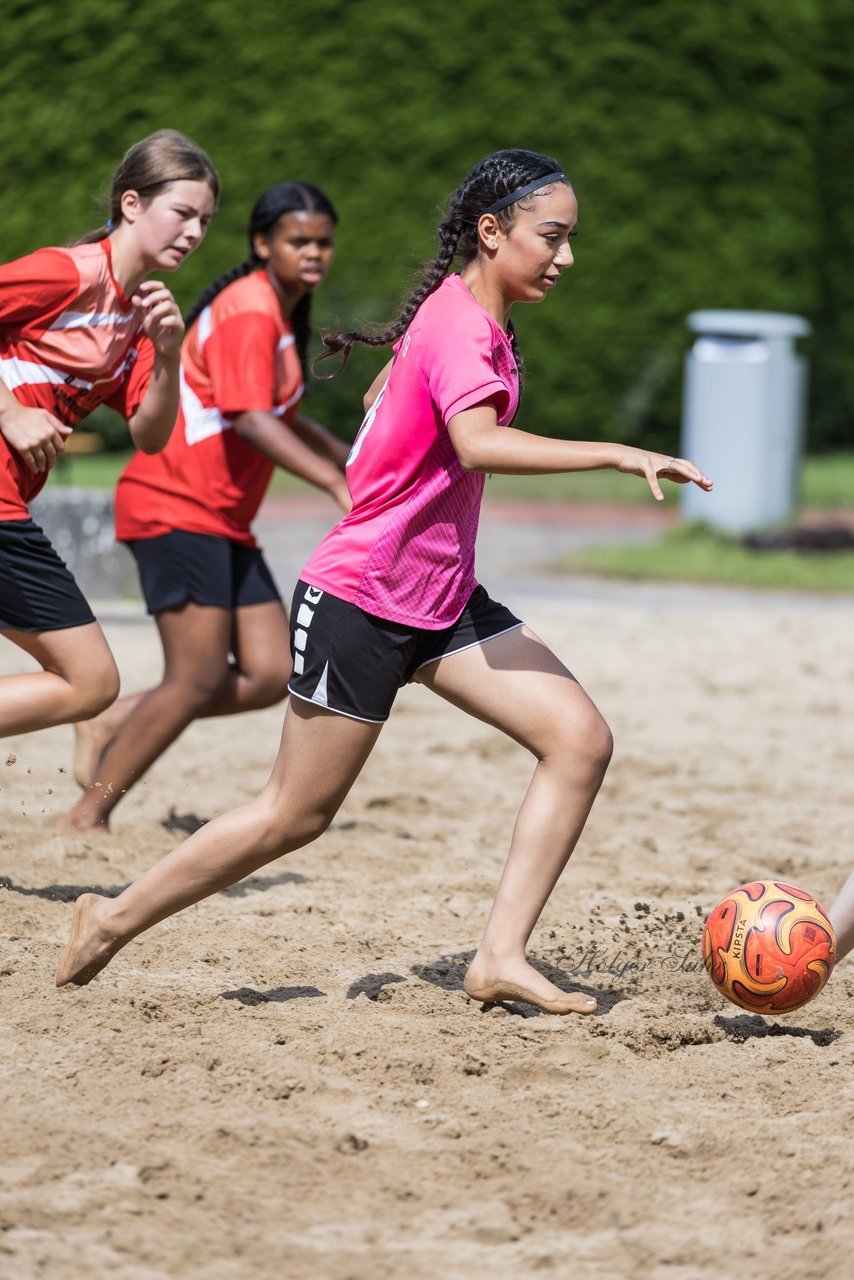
[
  {"x1": 59, "y1": 780, "x2": 117, "y2": 834},
  {"x1": 56, "y1": 893, "x2": 123, "y2": 986},
  {"x1": 72, "y1": 719, "x2": 111, "y2": 789},
  {"x1": 58, "y1": 795, "x2": 112, "y2": 835},
  {"x1": 464, "y1": 956, "x2": 597, "y2": 1016},
  {"x1": 58, "y1": 813, "x2": 111, "y2": 835},
  {"x1": 72, "y1": 693, "x2": 141, "y2": 788}
]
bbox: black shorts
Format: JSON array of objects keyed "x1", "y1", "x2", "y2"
[
  {"x1": 125, "y1": 531, "x2": 282, "y2": 615},
  {"x1": 0, "y1": 518, "x2": 95, "y2": 632},
  {"x1": 288, "y1": 580, "x2": 522, "y2": 723}
]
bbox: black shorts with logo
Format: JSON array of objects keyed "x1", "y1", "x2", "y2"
[
  {"x1": 0, "y1": 518, "x2": 95, "y2": 632},
  {"x1": 125, "y1": 531, "x2": 282, "y2": 615},
  {"x1": 287, "y1": 579, "x2": 522, "y2": 723}
]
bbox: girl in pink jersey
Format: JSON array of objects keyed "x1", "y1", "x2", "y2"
[
  {"x1": 0, "y1": 130, "x2": 218, "y2": 741},
  {"x1": 57, "y1": 149, "x2": 712, "y2": 1015},
  {"x1": 63, "y1": 183, "x2": 349, "y2": 832},
  {"x1": 828, "y1": 873, "x2": 854, "y2": 963}
]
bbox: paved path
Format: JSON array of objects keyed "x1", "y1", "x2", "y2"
[
  {"x1": 62, "y1": 489, "x2": 850, "y2": 622},
  {"x1": 254, "y1": 492, "x2": 676, "y2": 606}
]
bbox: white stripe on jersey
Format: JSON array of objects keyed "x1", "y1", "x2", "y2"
[
  {"x1": 180, "y1": 367, "x2": 229, "y2": 445},
  {"x1": 0, "y1": 354, "x2": 92, "y2": 392},
  {"x1": 50, "y1": 310, "x2": 135, "y2": 331},
  {"x1": 272, "y1": 383, "x2": 304, "y2": 418},
  {"x1": 197, "y1": 306, "x2": 213, "y2": 349}
]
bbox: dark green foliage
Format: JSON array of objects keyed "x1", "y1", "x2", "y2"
[{"x1": 1, "y1": 1, "x2": 850, "y2": 451}]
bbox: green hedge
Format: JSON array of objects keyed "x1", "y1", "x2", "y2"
[{"x1": 1, "y1": 0, "x2": 850, "y2": 452}]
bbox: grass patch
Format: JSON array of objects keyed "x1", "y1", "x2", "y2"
[
  {"x1": 52, "y1": 449, "x2": 134, "y2": 489},
  {"x1": 801, "y1": 452, "x2": 854, "y2": 508},
  {"x1": 557, "y1": 522, "x2": 854, "y2": 592}
]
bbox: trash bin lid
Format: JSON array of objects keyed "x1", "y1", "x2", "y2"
[{"x1": 687, "y1": 310, "x2": 811, "y2": 339}]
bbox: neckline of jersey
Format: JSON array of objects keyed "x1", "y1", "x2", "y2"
[
  {"x1": 445, "y1": 273, "x2": 513, "y2": 342},
  {"x1": 98, "y1": 237, "x2": 135, "y2": 311}
]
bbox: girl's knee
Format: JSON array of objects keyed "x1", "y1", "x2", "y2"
[
  {"x1": 248, "y1": 671, "x2": 290, "y2": 710},
  {"x1": 256, "y1": 789, "x2": 336, "y2": 854},
  {"x1": 74, "y1": 659, "x2": 120, "y2": 720},
  {"x1": 550, "y1": 702, "x2": 613, "y2": 777},
  {"x1": 592, "y1": 715, "x2": 614, "y2": 774},
  {"x1": 179, "y1": 665, "x2": 230, "y2": 710}
]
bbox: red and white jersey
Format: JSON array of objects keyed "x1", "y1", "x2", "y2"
[
  {"x1": 0, "y1": 239, "x2": 155, "y2": 520},
  {"x1": 115, "y1": 269, "x2": 303, "y2": 546}
]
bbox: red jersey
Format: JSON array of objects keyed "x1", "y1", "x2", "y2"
[
  {"x1": 115, "y1": 269, "x2": 303, "y2": 547},
  {"x1": 0, "y1": 240, "x2": 155, "y2": 520}
]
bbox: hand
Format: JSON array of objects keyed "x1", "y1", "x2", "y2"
[
  {"x1": 332, "y1": 436, "x2": 351, "y2": 471},
  {"x1": 0, "y1": 404, "x2": 72, "y2": 473},
  {"x1": 613, "y1": 447, "x2": 713, "y2": 502},
  {"x1": 132, "y1": 280, "x2": 185, "y2": 360},
  {"x1": 330, "y1": 476, "x2": 352, "y2": 514}
]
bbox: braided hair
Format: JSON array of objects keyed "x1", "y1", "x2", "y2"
[
  {"x1": 315, "y1": 149, "x2": 567, "y2": 374},
  {"x1": 185, "y1": 182, "x2": 338, "y2": 381}
]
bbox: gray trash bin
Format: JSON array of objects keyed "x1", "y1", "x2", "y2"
[{"x1": 680, "y1": 310, "x2": 810, "y2": 533}]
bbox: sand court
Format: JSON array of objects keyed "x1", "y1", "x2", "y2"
[{"x1": 1, "y1": 498, "x2": 853, "y2": 1278}]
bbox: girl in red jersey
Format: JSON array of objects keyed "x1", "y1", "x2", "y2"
[
  {"x1": 57, "y1": 150, "x2": 711, "y2": 1013},
  {"x1": 0, "y1": 130, "x2": 218, "y2": 740},
  {"x1": 63, "y1": 183, "x2": 349, "y2": 832}
]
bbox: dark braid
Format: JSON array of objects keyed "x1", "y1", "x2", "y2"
[
  {"x1": 291, "y1": 293, "x2": 313, "y2": 383},
  {"x1": 185, "y1": 181, "x2": 338, "y2": 381},
  {"x1": 185, "y1": 258, "x2": 257, "y2": 328},
  {"x1": 315, "y1": 148, "x2": 567, "y2": 375}
]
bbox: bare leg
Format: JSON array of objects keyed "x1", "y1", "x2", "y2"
[
  {"x1": 71, "y1": 600, "x2": 290, "y2": 788},
  {"x1": 1, "y1": 624, "x2": 119, "y2": 736},
  {"x1": 57, "y1": 699, "x2": 382, "y2": 985},
  {"x1": 64, "y1": 601, "x2": 291, "y2": 830},
  {"x1": 415, "y1": 625, "x2": 613, "y2": 1015},
  {"x1": 829, "y1": 869, "x2": 854, "y2": 962},
  {"x1": 72, "y1": 690, "x2": 143, "y2": 788}
]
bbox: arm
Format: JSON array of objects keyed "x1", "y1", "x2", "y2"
[
  {"x1": 363, "y1": 358, "x2": 393, "y2": 413},
  {"x1": 447, "y1": 403, "x2": 713, "y2": 501},
  {"x1": 829, "y1": 869, "x2": 854, "y2": 963},
  {"x1": 125, "y1": 280, "x2": 185, "y2": 454},
  {"x1": 289, "y1": 410, "x2": 350, "y2": 470},
  {"x1": 0, "y1": 377, "x2": 72, "y2": 473},
  {"x1": 0, "y1": 248, "x2": 80, "y2": 471},
  {"x1": 234, "y1": 410, "x2": 351, "y2": 512}
]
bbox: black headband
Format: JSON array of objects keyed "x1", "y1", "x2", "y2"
[{"x1": 483, "y1": 171, "x2": 567, "y2": 216}]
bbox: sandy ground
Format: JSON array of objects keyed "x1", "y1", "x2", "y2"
[{"x1": 2, "y1": 496, "x2": 853, "y2": 1280}]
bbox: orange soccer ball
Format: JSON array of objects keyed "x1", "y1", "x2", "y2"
[{"x1": 703, "y1": 880, "x2": 836, "y2": 1014}]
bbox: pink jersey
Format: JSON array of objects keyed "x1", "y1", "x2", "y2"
[{"x1": 301, "y1": 274, "x2": 519, "y2": 628}]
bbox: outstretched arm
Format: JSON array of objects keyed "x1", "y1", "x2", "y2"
[
  {"x1": 447, "y1": 402, "x2": 713, "y2": 501},
  {"x1": 234, "y1": 410, "x2": 350, "y2": 512},
  {"x1": 289, "y1": 411, "x2": 350, "y2": 470}
]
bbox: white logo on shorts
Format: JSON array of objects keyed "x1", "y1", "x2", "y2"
[{"x1": 293, "y1": 584, "x2": 324, "y2": 675}]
